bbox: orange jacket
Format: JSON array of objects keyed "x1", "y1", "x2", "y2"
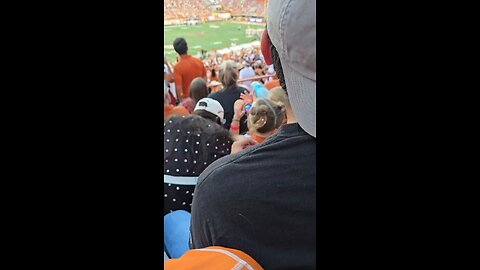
[{"x1": 164, "y1": 246, "x2": 263, "y2": 270}]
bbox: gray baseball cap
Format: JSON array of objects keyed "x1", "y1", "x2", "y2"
[{"x1": 267, "y1": 0, "x2": 316, "y2": 138}]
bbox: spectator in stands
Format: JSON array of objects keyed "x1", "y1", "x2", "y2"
[
  {"x1": 164, "y1": 83, "x2": 189, "y2": 122},
  {"x1": 208, "y1": 61, "x2": 248, "y2": 134},
  {"x1": 165, "y1": 56, "x2": 177, "y2": 105},
  {"x1": 181, "y1": 77, "x2": 209, "y2": 113},
  {"x1": 263, "y1": 75, "x2": 280, "y2": 90},
  {"x1": 238, "y1": 61, "x2": 256, "y2": 91},
  {"x1": 164, "y1": 56, "x2": 174, "y2": 84},
  {"x1": 173, "y1": 38, "x2": 207, "y2": 103},
  {"x1": 190, "y1": 1, "x2": 316, "y2": 269},
  {"x1": 210, "y1": 65, "x2": 218, "y2": 82},
  {"x1": 164, "y1": 98, "x2": 232, "y2": 215},
  {"x1": 230, "y1": 98, "x2": 285, "y2": 144},
  {"x1": 253, "y1": 61, "x2": 264, "y2": 77},
  {"x1": 267, "y1": 86, "x2": 289, "y2": 125},
  {"x1": 248, "y1": 50, "x2": 255, "y2": 62},
  {"x1": 262, "y1": 64, "x2": 280, "y2": 90}
]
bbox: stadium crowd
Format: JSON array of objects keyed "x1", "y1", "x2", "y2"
[
  {"x1": 166, "y1": 45, "x2": 277, "y2": 95},
  {"x1": 164, "y1": 0, "x2": 316, "y2": 269},
  {"x1": 164, "y1": 0, "x2": 265, "y2": 20},
  {"x1": 164, "y1": 0, "x2": 211, "y2": 20}
]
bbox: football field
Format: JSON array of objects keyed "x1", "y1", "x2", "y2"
[{"x1": 164, "y1": 21, "x2": 265, "y2": 62}]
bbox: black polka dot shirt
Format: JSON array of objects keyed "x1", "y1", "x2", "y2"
[{"x1": 164, "y1": 115, "x2": 232, "y2": 214}]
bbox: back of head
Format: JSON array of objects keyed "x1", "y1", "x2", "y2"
[
  {"x1": 180, "y1": 113, "x2": 227, "y2": 137},
  {"x1": 194, "y1": 98, "x2": 226, "y2": 125},
  {"x1": 248, "y1": 98, "x2": 285, "y2": 134},
  {"x1": 266, "y1": 0, "x2": 316, "y2": 138},
  {"x1": 193, "y1": 110, "x2": 220, "y2": 125},
  {"x1": 218, "y1": 61, "x2": 239, "y2": 88},
  {"x1": 173, "y1": 38, "x2": 188, "y2": 56},
  {"x1": 268, "y1": 86, "x2": 290, "y2": 109},
  {"x1": 189, "y1": 77, "x2": 209, "y2": 103}
]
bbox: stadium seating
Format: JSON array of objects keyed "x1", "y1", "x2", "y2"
[{"x1": 164, "y1": 0, "x2": 265, "y2": 20}]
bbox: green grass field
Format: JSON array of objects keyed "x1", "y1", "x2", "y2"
[{"x1": 164, "y1": 21, "x2": 265, "y2": 62}]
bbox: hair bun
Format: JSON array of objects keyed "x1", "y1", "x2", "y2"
[{"x1": 248, "y1": 98, "x2": 286, "y2": 134}]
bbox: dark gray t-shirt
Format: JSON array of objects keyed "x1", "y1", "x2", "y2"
[{"x1": 190, "y1": 123, "x2": 316, "y2": 269}]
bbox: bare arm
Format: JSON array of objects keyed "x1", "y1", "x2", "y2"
[
  {"x1": 229, "y1": 99, "x2": 246, "y2": 137},
  {"x1": 164, "y1": 57, "x2": 173, "y2": 75},
  {"x1": 175, "y1": 85, "x2": 183, "y2": 103},
  {"x1": 173, "y1": 70, "x2": 183, "y2": 103}
]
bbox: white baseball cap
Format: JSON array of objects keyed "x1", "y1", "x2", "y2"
[
  {"x1": 267, "y1": 0, "x2": 316, "y2": 138},
  {"x1": 194, "y1": 98, "x2": 226, "y2": 124}
]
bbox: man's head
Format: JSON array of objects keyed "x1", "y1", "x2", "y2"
[
  {"x1": 265, "y1": 0, "x2": 316, "y2": 138},
  {"x1": 194, "y1": 98, "x2": 225, "y2": 125},
  {"x1": 189, "y1": 77, "x2": 209, "y2": 103},
  {"x1": 173, "y1": 38, "x2": 188, "y2": 56}
]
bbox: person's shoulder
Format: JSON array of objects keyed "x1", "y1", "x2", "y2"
[
  {"x1": 173, "y1": 61, "x2": 184, "y2": 71},
  {"x1": 199, "y1": 124, "x2": 314, "y2": 176},
  {"x1": 208, "y1": 91, "x2": 220, "y2": 99},
  {"x1": 194, "y1": 125, "x2": 316, "y2": 204},
  {"x1": 232, "y1": 86, "x2": 246, "y2": 94},
  {"x1": 171, "y1": 106, "x2": 189, "y2": 115},
  {"x1": 195, "y1": 150, "x2": 249, "y2": 190},
  {"x1": 196, "y1": 134, "x2": 283, "y2": 188},
  {"x1": 165, "y1": 114, "x2": 186, "y2": 126}
]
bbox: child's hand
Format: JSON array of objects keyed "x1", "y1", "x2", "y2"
[
  {"x1": 240, "y1": 90, "x2": 254, "y2": 104},
  {"x1": 233, "y1": 99, "x2": 246, "y2": 119}
]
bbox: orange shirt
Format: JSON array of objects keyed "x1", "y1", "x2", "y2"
[
  {"x1": 164, "y1": 104, "x2": 189, "y2": 121},
  {"x1": 251, "y1": 133, "x2": 267, "y2": 144},
  {"x1": 264, "y1": 79, "x2": 280, "y2": 90},
  {"x1": 173, "y1": 55, "x2": 206, "y2": 99}
]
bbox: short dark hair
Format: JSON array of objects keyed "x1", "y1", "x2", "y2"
[
  {"x1": 189, "y1": 78, "x2": 209, "y2": 103},
  {"x1": 269, "y1": 35, "x2": 287, "y2": 93},
  {"x1": 173, "y1": 38, "x2": 188, "y2": 55},
  {"x1": 193, "y1": 110, "x2": 222, "y2": 125}
]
